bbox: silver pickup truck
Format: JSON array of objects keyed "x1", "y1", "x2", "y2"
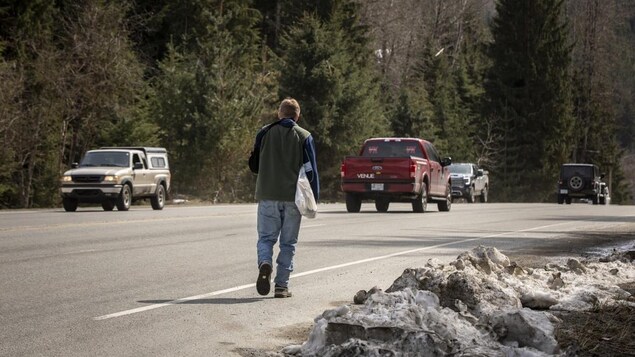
[
  {"x1": 60, "y1": 147, "x2": 171, "y2": 212},
  {"x1": 449, "y1": 162, "x2": 489, "y2": 203}
]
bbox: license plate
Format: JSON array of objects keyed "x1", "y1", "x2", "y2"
[
  {"x1": 559, "y1": 189, "x2": 568, "y2": 194},
  {"x1": 371, "y1": 183, "x2": 384, "y2": 191}
]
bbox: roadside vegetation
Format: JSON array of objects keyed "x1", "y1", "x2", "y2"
[{"x1": 0, "y1": 0, "x2": 633, "y2": 207}]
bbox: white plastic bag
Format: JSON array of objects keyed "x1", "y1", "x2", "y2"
[{"x1": 295, "y1": 166, "x2": 317, "y2": 218}]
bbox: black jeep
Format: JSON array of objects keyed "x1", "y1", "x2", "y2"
[{"x1": 557, "y1": 163, "x2": 609, "y2": 205}]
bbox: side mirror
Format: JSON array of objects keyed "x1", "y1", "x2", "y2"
[
  {"x1": 133, "y1": 162, "x2": 144, "y2": 170},
  {"x1": 600, "y1": 173, "x2": 606, "y2": 180},
  {"x1": 477, "y1": 169, "x2": 484, "y2": 177},
  {"x1": 71, "y1": 162, "x2": 78, "y2": 168},
  {"x1": 441, "y1": 157, "x2": 452, "y2": 167}
]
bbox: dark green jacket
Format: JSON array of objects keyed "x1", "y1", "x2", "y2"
[{"x1": 255, "y1": 119, "x2": 313, "y2": 201}]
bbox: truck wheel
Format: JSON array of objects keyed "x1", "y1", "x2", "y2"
[
  {"x1": 412, "y1": 183, "x2": 427, "y2": 213},
  {"x1": 375, "y1": 199, "x2": 389, "y2": 212},
  {"x1": 565, "y1": 197, "x2": 572, "y2": 204},
  {"x1": 151, "y1": 184, "x2": 166, "y2": 210},
  {"x1": 346, "y1": 193, "x2": 361, "y2": 213},
  {"x1": 101, "y1": 200, "x2": 115, "y2": 211},
  {"x1": 63, "y1": 198, "x2": 78, "y2": 212},
  {"x1": 592, "y1": 194, "x2": 599, "y2": 205},
  {"x1": 479, "y1": 186, "x2": 488, "y2": 203},
  {"x1": 116, "y1": 184, "x2": 132, "y2": 211},
  {"x1": 467, "y1": 188, "x2": 475, "y2": 203},
  {"x1": 437, "y1": 183, "x2": 451, "y2": 212}
]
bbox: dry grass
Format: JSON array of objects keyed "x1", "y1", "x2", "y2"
[{"x1": 554, "y1": 303, "x2": 635, "y2": 356}]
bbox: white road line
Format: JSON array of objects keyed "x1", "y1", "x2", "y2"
[
  {"x1": 94, "y1": 284, "x2": 255, "y2": 320},
  {"x1": 93, "y1": 221, "x2": 574, "y2": 321}
]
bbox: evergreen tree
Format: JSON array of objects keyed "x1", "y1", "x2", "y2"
[
  {"x1": 151, "y1": 1, "x2": 272, "y2": 202},
  {"x1": 422, "y1": 48, "x2": 471, "y2": 161},
  {"x1": 567, "y1": 0, "x2": 633, "y2": 204},
  {"x1": 59, "y1": 1, "x2": 157, "y2": 163},
  {"x1": 485, "y1": 0, "x2": 574, "y2": 201},
  {"x1": 278, "y1": 3, "x2": 389, "y2": 199},
  {"x1": 455, "y1": 13, "x2": 490, "y2": 166},
  {"x1": 0, "y1": 0, "x2": 63, "y2": 208},
  {"x1": 389, "y1": 85, "x2": 434, "y2": 140},
  {"x1": 253, "y1": 0, "x2": 347, "y2": 54}
]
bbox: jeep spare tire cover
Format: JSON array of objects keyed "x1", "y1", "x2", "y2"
[{"x1": 568, "y1": 176, "x2": 584, "y2": 191}]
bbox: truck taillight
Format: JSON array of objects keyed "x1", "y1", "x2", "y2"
[
  {"x1": 410, "y1": 162, "x2": 417, "y2": 178},
  {"x1": 341, "y1": 162, "x2": 346, "y2": 177}
]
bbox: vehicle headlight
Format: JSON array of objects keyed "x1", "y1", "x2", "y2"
[
  {"x1": 103, "y1": 175, "x2": 118, "y2": 182},
  {"x1": 61, "y1": 175, "x2": 72, "y2": 182},
  {"x1": 464, "y1": 177, "x2": 471, "y2": 185}
]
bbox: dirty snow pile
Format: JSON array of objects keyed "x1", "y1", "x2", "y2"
[{"x1": 282, "y1": 246, "x2": 635, "y2": 357}]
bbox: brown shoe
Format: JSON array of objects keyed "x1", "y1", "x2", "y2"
[
  {"x1": 256, "y1": 263, "x2": 272, "y2": 296},
  {"x1": 274, "y1": 285, "x2": 292, "y2": 298}
]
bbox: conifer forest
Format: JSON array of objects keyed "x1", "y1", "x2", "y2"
[{"x1": 1, "y1": 0, "x2": 634, "y2": 208}]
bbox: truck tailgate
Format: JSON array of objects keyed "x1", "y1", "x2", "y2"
[{"x1": 342, "y1": 157, "x2": 420, "y2": 182}]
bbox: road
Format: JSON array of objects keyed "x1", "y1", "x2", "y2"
[{"x1": 1, "y1": 202, "x2": 634, "y2": 356}]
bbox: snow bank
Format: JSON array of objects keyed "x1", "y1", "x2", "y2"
[{"x1": 283, "y1": 245, "x2": 635, "y2": 356}]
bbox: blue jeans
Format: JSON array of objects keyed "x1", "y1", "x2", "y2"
[{"x1": 257, "y1": 200, "x2": 302, "y2": 288}]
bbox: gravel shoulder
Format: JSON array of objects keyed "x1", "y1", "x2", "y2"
[{"x1": 504, "y1": 222, "x2": 635, "y2": 268}]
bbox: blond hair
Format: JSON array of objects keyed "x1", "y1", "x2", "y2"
[{"x1": 278, "y1": 98, "x2": 301, "y2": 119}]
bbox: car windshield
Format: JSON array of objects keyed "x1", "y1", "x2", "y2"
[
  {"x1": 80, "y1": 152, "x2": 130, "y2": 167},
  {"x1": 361, "y1": 141, "x2": 424, "y2": 158},
  {"x1": 449, "y1": 164, "x2": 472, "y2": 174}
]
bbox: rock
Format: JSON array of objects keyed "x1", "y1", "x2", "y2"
[
  {"x1": 386, "y1": 268, "x2": 420, "y2": 292},
  {"x1": 353, "y1": 287, "x2": 382, "y2": 304},
  {"x1": 505, "y1": 261, "x2": 526, "y2": 276},
  {"x1": 353, "y1": 290, "x2": 368, "y2": 305},
  {"x1": 456, "y1": 246, "x2": 511, "y2": 275},
  {"x1": 548, "y1": 272, "x2": 565, "y2": 290},
  {"x1": 520, "y1": 291, "x2": 558, "y2": 309},
  {"x1": 567, "y1": 259, "x2": 587, "y2": 273},
  {"x1": 439, "y1": 271, "x2": 520, "y2": 315},
  {"x1": 489, "y1": 309, "x2": 558, "y2": 354}
]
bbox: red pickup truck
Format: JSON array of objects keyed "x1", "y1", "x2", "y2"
[{"x1": 340, "y1": 138, "x2": 452, "y2": 213}]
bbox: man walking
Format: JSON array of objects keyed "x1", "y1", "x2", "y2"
[{"x1": 253, "y1": 98, "x2": 319, "y2": 298}]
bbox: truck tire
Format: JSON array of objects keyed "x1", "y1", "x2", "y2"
[
  {"x1": 412, "y1": 183, "x2": 427, "y2": 213},
  {"x1": 101, "y1": 200, "x2": 115, "y2": 211},
  {"x1": 467, "y1": 188, "x2": 475, "y2": 203},
  {"x1": 437, "y1": 183, "x2": 451, "y2": 212},
  {"x1": 479, "y1": 186, "x2": 488, "y2": 203},
  {"x1": 116, "y1": 184, "x2": 132, "y2": 211},
  {"x1": 346, "y1": 193, "x2": 361, "y2": 213},
  {"x1": 63, "y1": 198, "x2": 78, "y2": 212},
  {"x1": 375, "y1": 199, "x2": 389, "y2": 212},
  {"x1": 557, "y1": 195, "x2": 565, "y2": 204},
  {"x1": 565, "y1": 197, "x2": 572, "y2": 204},
  {"x1": 151, "y1": 184, "x2": 166, "y2": 210}
]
